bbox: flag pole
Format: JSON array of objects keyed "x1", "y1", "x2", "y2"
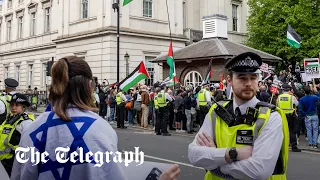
[{"x1": 166, "y1": 0, "x2": 176, "y2": 92}]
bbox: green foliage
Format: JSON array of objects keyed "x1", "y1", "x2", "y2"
[{"x1": 246, "y1": 0, "x2": 320, "y2": 69}]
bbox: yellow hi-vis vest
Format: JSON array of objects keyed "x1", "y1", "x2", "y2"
[
  {"x1": 0, "y1": 113, "x2": 35, "y2": 160},
  {"x1": 157, "y1": 92, "x2": 168, "y2": 108},
  {"x1": 154, "y1": 96, "x2": 159, "y2": 110},
  {"x1": 204, "y1": 101, "x2": 289, "y2": 180},
  {"x1": 0, "y1": 94, "x2": 11, "y2": 118},
  {"x1": 276, "y1": 94, "x2": 295, "y2": 114},
  {"x1": 116, "y1": 92, "x2": 125, "y2": 105},
  {"x1": 198, "y1": 89, "x2": 208, "y2": 106}
]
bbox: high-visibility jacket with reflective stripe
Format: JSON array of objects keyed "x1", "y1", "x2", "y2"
[
  {"x1": 277, "y1": 94, "x2": 295, "y2": 114},
  {"x1": 0, "y1": 113, "x2": 35, "y2": 160},
  {"x1": 198, "y1": 89, "x2": 208, "y2": 106},
  {"x1": 154, "y1": 96, "x2": 159, "y2": 109},
  {"x1": 157, "y1": 92, "x2": 168, "y2": 108},
  {"x1": 204, "y1": 101, "x2": 289, "y2": 180},
  {"x1": 116, "y1": 92, "x2": 125, "y2": 105}
]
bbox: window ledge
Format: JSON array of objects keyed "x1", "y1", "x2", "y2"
[
  {"x1": 228, "y1": 31, "x2": 247, "y2": 36},
  {"x1": 69, "y1": 16, "x2": 97, "y2": 26},
  {"x1": 129, "y1": 15, "x2": 168, "y2": 24},
  {"x1": 0, "y1": 30, "x2": 58, "y2": 45}
]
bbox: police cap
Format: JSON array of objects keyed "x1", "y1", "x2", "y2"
[
  {"x1": 282, "y1": 83, "x2": 291, "y2": 90},
  {"x1": 4, "y1": 78, "x2": 19, "y2": 89},
  {"x1": 8, "y1": 93, "x2": 31, "y2": 107},
  {"x1": 225, "y1": 52, "x2": 262, "y2": 74}
]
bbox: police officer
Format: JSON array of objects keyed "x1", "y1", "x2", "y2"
[
  {"x1": 188, "y1": 52, "x2": 289, "y2": 180},
  {"x1": 0, "y1": 93, "x2": 34, "y2": 176},
  {"x1": 277, "y1": 83, "x2": 301, "y2": 152},
  {"x1": 154, "y1": 87, "x2": 161, "y2": 133},
  {"x1": 116, "y1": 88, "x2": 127, "y2": 129},
  {"x1": 197, "y1": 83, "x2": 212, "y2": 126},
  {"x1": 0, "y1": 78, "x2": 19, "y2": 124},
  {"x1": 156, "y1": 85, "x2": 173, "y2": 136}
]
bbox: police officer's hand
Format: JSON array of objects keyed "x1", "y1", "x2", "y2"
[
  {"x1": 160, "y1": 164, "x2": 180, "y2": 180},
  {"x1": 197, "y1": 132, "x2": 216, "y2": 147},
  {"x1": 236, "y1": 146, "x2": 253, "y2": 161}
]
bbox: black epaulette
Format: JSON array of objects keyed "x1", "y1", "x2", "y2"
[
  {"x1": 21, "y1": 113, "x2": 29, "y2": 120},
  {"x1": 255, "y1": 101, "x2": 276, "y2": 110}
]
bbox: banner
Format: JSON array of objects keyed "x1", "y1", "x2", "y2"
[{"x1": 304, "y1": 58, "x2": 320, "y2": 74}]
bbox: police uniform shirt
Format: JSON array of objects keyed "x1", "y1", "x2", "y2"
[
  {"x1": 118, "y1": 92, "x2": 127, "y2": 103},
  {"x1": 196, "y1": 89, "x2": 211, "y2": 105},
  {"x1": 188, "y1": 96, "x2": 284, "y2": 179},
  {"x1": 160, "y1": 90, "x2": 173, "y2": 102},
  {"x1": 0, "y1": 101, "x2": 6, "y2": 117},
  {"x1": 282, "y1": 91, "x2": 299, "y2": 106}
]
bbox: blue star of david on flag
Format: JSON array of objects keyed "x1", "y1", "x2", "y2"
[{"x1": 29, "y1": 112, "x2": 97, "y2": 180}]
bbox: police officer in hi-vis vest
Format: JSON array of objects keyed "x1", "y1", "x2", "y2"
[
  {"x1": 116, "y1": 88, "x2": 127, "y2": 129},
  {"x1": 188, "y1": 52, "x2": 289, "y2": 180},
  {"x1": 0, "y1": 93, "x2": 34, "y2": 176},
  {"x1": 277, "y1": 84, "x2": 301, "y2": 152},
  {"x1": 0, "y1": 78, "x2": 19, "y2": 124},
  {"x1": 157, "y1": 85, "x2": 173, "y2": 136},
  {"x1": 197, "y1": 83, "x2": 212, "y2": 126}
]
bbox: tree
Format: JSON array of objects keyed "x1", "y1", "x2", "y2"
[{"x1": 246, "y1": 0, "x2": 320, "y2": 70}]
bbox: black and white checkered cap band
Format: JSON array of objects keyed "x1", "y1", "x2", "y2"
[{"x1": 229, "y1": 56, "x2": 260, "y2": 70}]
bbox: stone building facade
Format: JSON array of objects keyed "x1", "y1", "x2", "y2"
[{"x1": 0, "y1": 0, "x2": 250, "y2": 91}]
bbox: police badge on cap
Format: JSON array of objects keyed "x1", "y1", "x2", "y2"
[
  {"x1": 225, "y1": 52, "x2": 263, "y2": 74},
  {"x1": 7, "y1": 93, "x2": 31, "y2": 107}
]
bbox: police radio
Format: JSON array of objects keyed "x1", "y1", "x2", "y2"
[
  {"x1": 245, "y1": 107, "x2": 258, "y2": 125},
  {"x1": 212, "y1": 99, "x2": 235, "y2": 127}
]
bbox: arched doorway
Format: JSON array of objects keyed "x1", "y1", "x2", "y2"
[{"x1": 184, "y1": 71, "x2": 203, "y2": 87}]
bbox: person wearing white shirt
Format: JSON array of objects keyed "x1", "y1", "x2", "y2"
[{"x1": 188, "y1": 52, "x2": 289, "y2": 180}]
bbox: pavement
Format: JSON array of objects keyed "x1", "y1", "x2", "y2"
[{"x1": 115, "y1": 126, "x2": 320, "y2": 180}]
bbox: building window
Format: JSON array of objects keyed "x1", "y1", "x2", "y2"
[
  {"x1": 30, "y1": 12, "x2": 36, "y2": 36},
  {"x1": 81, "y1": 0, "x2": 88, "y2": 19},
  {"x1": 144, "y1": 56, "x2": 155, "y2": 86},
  {"x1": 44, "y1": 7, "x2": 50, "y2": 33},
  {"x1": 184, "y1": 71, "x2": 203, "y2": 87},
  {"x1": 28, "y1": 64, "x2": 33, "y2": 86},
  {"x1": 7, "y1": 20, "x2": 11, "y2": 41},
  {"x1": 143, "y1": 0, "x2": 152, "y2": 18},
  {"x1": 8, "y1": 0, "x2": 12, "y2": 9},
  {"x1": 15, "y1": 65, "x2": 20, "y2": 83},
  {"x1": 18, "y1": 16, "x2": 23, "y2": 39},
  {"x1": 4, "y1": 67, "x2": 9, "y2": 79},
  {"x1": 42, "y1": 63, "x2": 47, "y2": 87},
  {"x1": 232, "y1": 4, "x2": 238, "y2": 32},
  {"x1": 19, "y1": 0, "x2": 23, "y2": 4}
]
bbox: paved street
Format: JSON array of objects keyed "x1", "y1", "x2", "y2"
[{"x1": 115, "y1": 126, "x2": 320, "y2": 180}]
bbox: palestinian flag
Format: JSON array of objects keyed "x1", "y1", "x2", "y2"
[
  {"x1": 161, "y1": 76, "x2": 180, "y2": 87},
  {"x1": 287, "y1": 24, "x2": 301, "y2": 49},
  {"x1": 123, "y1": 0, "x2": 133, "y2": 6},
  {"x1": 167, "y1": 41, "x2": 175, "y2": 79},
  {"x1": 201, "y1": 59, "x2": 212, "y2": 85},
  {"x1": 119, "y1": 61, "x2": 150, "y2": 92}
]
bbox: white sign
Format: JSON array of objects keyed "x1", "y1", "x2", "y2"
[
  {"x1": 304, "y1": 58, "x2": 320, "y2": 74},
  {"x1": 260, "y1": 63, "x2": 269, "y2": 73}
]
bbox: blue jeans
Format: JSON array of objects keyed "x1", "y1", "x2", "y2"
[
  {"x1": 305, "y1": 115, "x2": 319, "y2": 145},
  {"x1": 128, "y1": 110, "x2": 133, "y2": 124},
  {"x1": 109, "y1": 108, "x2": 115, "y2": 122}
]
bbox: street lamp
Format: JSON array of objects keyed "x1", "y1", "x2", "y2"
[
  {"x1": 112, "y1": 0, "x2": 120, "y2": 91},
  {"x1": 124, "y1": 52, "x2": 130, "y2": 76}
]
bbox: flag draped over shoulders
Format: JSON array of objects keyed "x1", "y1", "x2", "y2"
[{"x1": 11, "y1": 108, "x2": 127, "y2": 180}]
